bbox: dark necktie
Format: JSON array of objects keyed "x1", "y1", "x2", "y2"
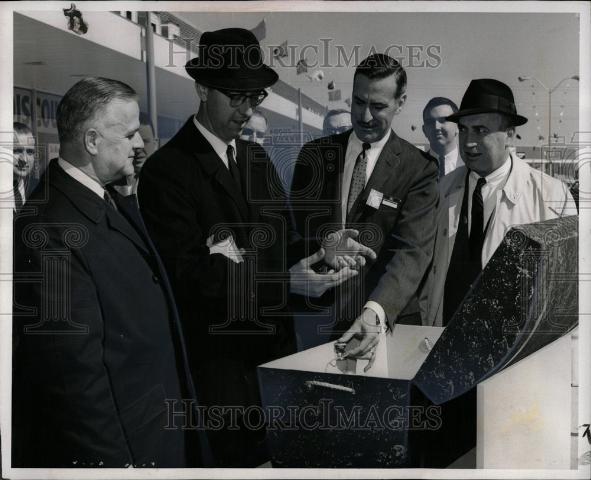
[
  {"x1": 103, "y1": 189, "x2": 118, "y2": 211},
  {"x1": 439, "y1": 154, "x2": 446, "y2": 178},
  {"x1": 469, "y1": 177, "x2": 487, "y2": 265},
  {"x1": 226, "y1": 144, "x2": 243, "y2": 195},
  {"x1": 347, "y1": 142, "x2": 371, "y2": 215},
  {"x1": 13, "y1": 180, "x2": 23, "y2": 211}
]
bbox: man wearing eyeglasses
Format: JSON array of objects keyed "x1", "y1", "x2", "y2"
[
  {"x1": 323, "y1": 108, "x2": 352, "y2": 136},
  {"x1": 138, "y1": 28, "x2": 369, "y2": 467}
]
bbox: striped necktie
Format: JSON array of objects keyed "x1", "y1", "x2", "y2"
[{"x1": 347, "y1": 142, "x2": 371, "y2": 215}]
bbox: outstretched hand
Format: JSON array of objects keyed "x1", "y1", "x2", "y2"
[
  {"x1": 322, "y1": 228, "x2": 377, "y2": 271},
  {"x1": 290, "y1": 248, "x2": 359, "y2": 298}
]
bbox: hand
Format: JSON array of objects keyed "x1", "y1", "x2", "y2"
[
  {"x1": 322, "y1": 228, "x2": 377, "y2": 271},
  {"x1": 290, "y1": 248, "x2": 359, "y2": 297},
  {"x1": 337, "y1": 308, "x2": 381, "y2": 372},
  {"x1": 206, "y1": 234, "x2": 245, "y2": 264}
]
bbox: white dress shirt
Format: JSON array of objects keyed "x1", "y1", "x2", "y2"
[
  {"x1": 428, "y1": 146, "x2": 464, "y2": 176},
  {"x1": 193, "y1": 116, "x2": 236, "y2": 170},
  {"x1": 467, "y1": 154, "x2": 512, "y2": 235},
  {"x1": 58, "y1": 158, "x2": 105, "y2": 200},
  {"x1": 340, "y1": 129, "x2": 393, "y2": 326},
  {"x1": 341, "y1": 129, "x2": 392, "y2": 224}
]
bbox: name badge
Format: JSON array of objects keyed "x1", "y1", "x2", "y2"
[
  {"x1": 382, "y1": 196, "x2": 400, "y2": 209},
  {"x1": 366, "y1": 189, "x2": 383, "y2": 209}
]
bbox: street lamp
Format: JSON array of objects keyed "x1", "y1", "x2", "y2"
[{"x1": 518, "y1": 74, "x2": 579, "y2": 176}]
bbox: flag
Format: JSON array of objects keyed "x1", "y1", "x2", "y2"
[
  {"x1": 273, "y1": 40, "x2": 288, "y2": 58},
  {"x1": 251, "y1": 19, "x2": 266, "y2": 41},
  {"x1": 296, "y1": 59, "x2": 308, "y2": 75},
  {"x1": 328, "y1": 80, "x2": 335, "y2": 90},
  {"x1": 308, "y1": 69, "x2": 324, "y2": 81},
  {"x1": 328, "y1": 89, "x2": 342, "y2": 102}
]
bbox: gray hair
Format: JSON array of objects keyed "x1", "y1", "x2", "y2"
[{"x1": 56, "y1": 77, "x2": 138, "y2": 143}]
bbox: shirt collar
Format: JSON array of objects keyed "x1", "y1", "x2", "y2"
[
  {"x1": 58, "y1": 157, "x2": 105, "y2": 200},
  {"x1": 469, "y1": 152, "x2": 512, "y2": 184},
  {"x1": 349, "y1": 128, "x2": 391, "y2": 154},
  {"x1": 193, "y1": 116, "x2": 236, "y2": 162}
]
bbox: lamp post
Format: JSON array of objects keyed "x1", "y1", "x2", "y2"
[{"x1": 518, "y1": 74, "x2": 579, "y2": 176}]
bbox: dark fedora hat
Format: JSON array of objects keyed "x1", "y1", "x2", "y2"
[
  {"x1": 447, "y1": 78, "x2": 528, "y2": 126},
  {"x1": 185, "y1": 28, "x2": 278, "y2": 91}
]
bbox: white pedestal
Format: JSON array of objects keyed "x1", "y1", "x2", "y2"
[{"x1": 477, "y1": 329, "x2": 578, "y2": 468}]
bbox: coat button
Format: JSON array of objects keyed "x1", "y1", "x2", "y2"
[{"x1": 152, "y1": 274, "x2": 160, "y2": 283}]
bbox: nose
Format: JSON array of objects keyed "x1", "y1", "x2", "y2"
[
  {"x1": 239, "y1": 101, "x2": 254, "y2": 118},
  {"x1": 132, "y1": 131, "x2": 144, "y2": 150},
  {"x1": 360, "y1": 105, "x2": 372, "y2": 124}
]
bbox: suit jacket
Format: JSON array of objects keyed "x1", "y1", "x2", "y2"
[
  {"x1": 138, "y1": 118, "x2": 297, "y2": 407},
  {"x1": 420, "y1": 152, "x2": 577, "y2": 327},
  {"x1": 12, "y1": 160, "x2": 196, "y2": 468},
  {"x1": 291, "y1": 129, "x2": 439, "y2": 327}
]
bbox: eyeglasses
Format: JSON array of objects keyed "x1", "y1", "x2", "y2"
[{"x1": 216, "y1": 88, "x2": 268, "y2": 108}]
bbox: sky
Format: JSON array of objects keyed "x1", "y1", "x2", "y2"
[{"x1": 175, "y1": 10, "x2": 580, "y2": 146}]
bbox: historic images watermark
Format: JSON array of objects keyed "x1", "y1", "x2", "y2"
[
  {"x1": 165, "y1": 398, "x2": 442, "y2": 432},
  {"x1": 166, "y1": 38, "x2": 443, "y2": 70}
]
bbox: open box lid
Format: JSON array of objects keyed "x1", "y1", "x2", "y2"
[{"x1": 413, "y1": 217, "x2": 578, "y2": 405}]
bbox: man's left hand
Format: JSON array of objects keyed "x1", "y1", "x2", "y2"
[{"x1": 322, "y1": 228, "x2": 377, "y2": 271}]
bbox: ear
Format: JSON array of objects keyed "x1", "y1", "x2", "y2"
[
  {"x1": 194, "y1": 82, "x2": 208, "y2": 103},
  {"x1": 394, "y1": 93, "x2": 407, "y2": 114},
  {"x1": 84, "y1": 129, "x2": 99, "y2": 155},
  {"x1": 421, "y1": 123, "x2": 428, "y2": 137}
]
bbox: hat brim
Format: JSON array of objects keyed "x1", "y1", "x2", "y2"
[
  {"x1": 185, "y1": 60, "x2": 278, "y2": 91},
  {"x1": 447, "y1": 108, "x2": 528, "y2": 126}
]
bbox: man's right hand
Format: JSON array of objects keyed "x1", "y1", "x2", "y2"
[{"x1": 290, "y1": 248, "x2": 359, "y2": 297}]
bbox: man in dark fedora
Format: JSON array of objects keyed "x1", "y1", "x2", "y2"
[
  {"x1": 414, "y1": 78, "x2": 576, "y2": 467},
  {"x1": 420, "y1": 78, "x2": 576, "y2": 328},
  {"x1": 138, "y1": 28, "x2": 369, "y2": 467}
]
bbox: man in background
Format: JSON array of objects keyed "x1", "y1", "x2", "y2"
[
  {"x1": 323, "y1": 108, "x2": 352, "y2": 136},
  {"x1": 239, "y1": 110, "x2": 268, "y2": 146},
  {"x1": 422, "y1": 97, "x2": 463, "y2": 177},
  {"x1": 12, "y1": 122, "x2": 37, "y2": 213}
]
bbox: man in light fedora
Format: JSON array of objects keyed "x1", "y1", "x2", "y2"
[{"x1": 138, "y1": 28, "x2": 371, "y2": 467}]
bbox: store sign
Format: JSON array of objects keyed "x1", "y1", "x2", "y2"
[{"x1": 13, "y1": 87, "x2": 61, "y2": 134}]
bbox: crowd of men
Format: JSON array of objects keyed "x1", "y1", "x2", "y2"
[{"x1": 11, "y1": 27, "x2": 576, "y2": 469}]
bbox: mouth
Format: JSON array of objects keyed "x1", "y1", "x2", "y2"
[{"x1": 464, "y1": 152, "x2": 481, "y2": 159}]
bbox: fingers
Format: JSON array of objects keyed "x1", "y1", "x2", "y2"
[
  {"x1": 339, "y1": 228, "x2": 359, "y2": 240},
  {"x1": 300, "y1": 248, "x2": 325, "y2": 268},
  {"x1": 356, "y1": 242, "x2": 377, "y2": 260},
  {"x1": 346, "y1": 333, "x2": 379, "y2": 358},
  {"x1": 331, "y1": 266, "x2": 358, "y2": 286},
  {"x1": 364, "y1": 348, "x2": 377, "y2": 373},
  {"x1": 337, "y1": 322, "x2": 359, "y2": 344}
]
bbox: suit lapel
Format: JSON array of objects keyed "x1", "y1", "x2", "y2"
[
  {"x1": 179, "y1": 121, "x2": 249, "y2": 222},
  {"x1": 105, "y1": 200, "x2": 150, "y2": 255},
  {"x1": 348, "y1": 131, "x2": 401, "y2": 224}
]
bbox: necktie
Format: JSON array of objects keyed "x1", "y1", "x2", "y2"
[
  {"x1": 103, "y1": 189, "x2": 118, "y2": 211},
  {"x1": 439, "y1": 154, "x2": 446, "y2": 178},
  {"x1": 13, "y1": 180, "x2": 23, "y2": 211},
  {"x1": 226, "y1": 144, "x2": 243, "y2": 195},
  {"x1": 469, "y1": 177, "x2": 487, "y2": 264},
  {"x1": 347, "y1": 142, "x2": 371, "y2": 215}
]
